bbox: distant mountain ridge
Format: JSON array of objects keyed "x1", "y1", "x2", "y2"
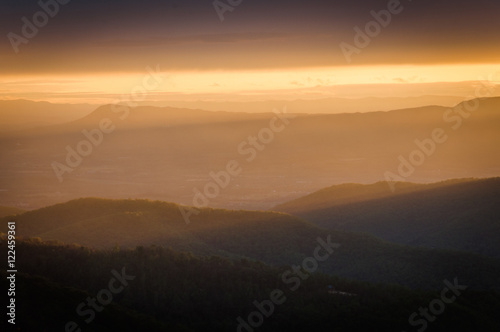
[
  {"x1": 1, "y1": 97, "x2": 499, "y2": 210},
  {"x1": 142, "y1": 95, "x2": 466, "y2": 114},
  {"x1": 0, "y1": 99, "x2": 94, "y2": 133}
]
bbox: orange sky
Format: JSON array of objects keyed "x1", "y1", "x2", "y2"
[
  {"x1": 1, "y1": 0, "x2": 500, "y2": 104},
  {"x1": 1, "y1": 64, "x2": 499, "y2": 104}
]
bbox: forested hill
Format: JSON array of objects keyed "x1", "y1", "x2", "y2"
[
  {"x1": 4, "y1": 197, "x2": 500, "y2": 290},
  {"x1": 3, "y1": 239, "x2": 500, "y2": 332},
  {"x1": 273, "y1": 178, "x2": 478, "y2": 213},
  {"x1": 274, "y1": 177, "x2": 500, "y2": 259}
]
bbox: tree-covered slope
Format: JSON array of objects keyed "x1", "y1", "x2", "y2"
[
  {"x1": 3, "y1": 239, "x2": 500, "y2": 332},
  {"x1": 274, "y1": 178, "x2": 500, "y2": 259},
  {"x1": 4, "y1": 197, "x2": 500, "y2": 290}
]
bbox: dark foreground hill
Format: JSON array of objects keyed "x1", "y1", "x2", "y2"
[
  {"x1": 2, "y1": 239, "x2": 500, "y2": 332},
  {"x1": 274, "y1": 178, "x2": 500, "y2": 259},
  {"x1": 5, "y1": 197, "x2": 500, "y2": 290}
]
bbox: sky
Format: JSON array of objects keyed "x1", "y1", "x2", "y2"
[{"x1": 1, "y1": 0, "x2": 500, "y2": 104}]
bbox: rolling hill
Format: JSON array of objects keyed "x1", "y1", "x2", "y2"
[
  {"x1": 274, "y1": 178, "x2": 500, "y2": 259},
  {"x1": 6, "y1": 197, "x2": 500, "y2": 290}
]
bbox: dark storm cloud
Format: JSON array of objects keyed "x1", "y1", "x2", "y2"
[{"x1": 1, "y1": 0, "x2": 499, "y2": 73}]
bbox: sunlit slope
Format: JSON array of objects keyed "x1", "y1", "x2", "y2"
[
  {"x1": 7, "y1": 197, "x2": 500, "y2": 290},
  {"x1": 274, "y1": 178, "x2": 500, "y2": 259},
  {"x1": 274, "y1": 178, "x2": 478, "y2": 214}
]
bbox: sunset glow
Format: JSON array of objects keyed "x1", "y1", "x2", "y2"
[
  {"x1": 2, "y1": 64, "x2": 499, "y2": 104},
  {"x1": 1, "y1": 1, "x2": 500, "y2": 330}
]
